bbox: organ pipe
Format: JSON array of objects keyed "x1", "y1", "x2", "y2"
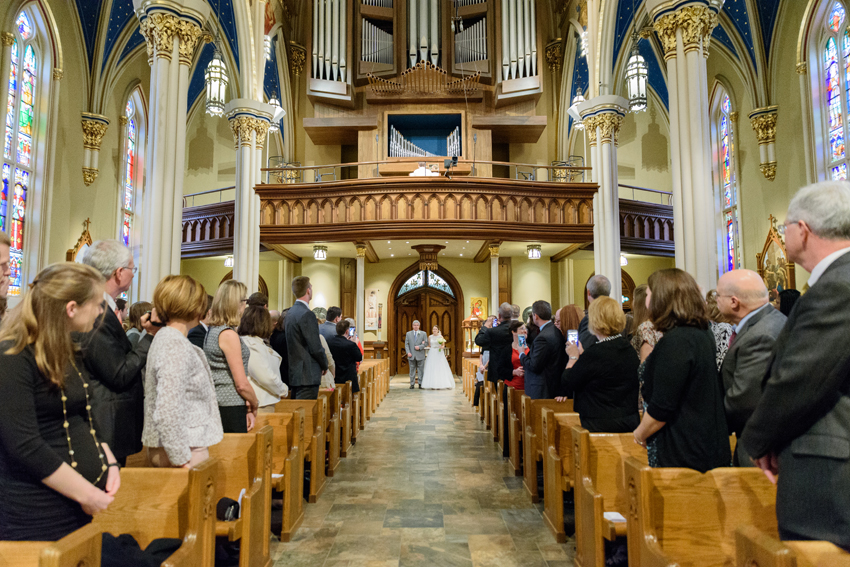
[
  {"x1": 530, "y1": 0, "x2": 536, "y2": 76},
  {"x1": 313, "y1": 0, "x2": 348, "y2": 81},
  {"x1": 523, "y1": 0, "x2": 531, "y2": 77},
  {"x1": 509, "y1": 0, "x2": 517, "y2": 79},
  {"x1": 313, "y1": 0, "x2": 319, "y2": 77},
  {"x1": 501, "y1": 0, "x2": 509, "y2": 79},
  {"x1": 454, "y1": 18, "x2": 487, "y2": 64},
  {"x1": 430, "y1": 0, "x2": 439, "y2": 65},
  {"x1": 409, "y1": 0, "x2": 439, "y2": 67},
  {"x1": 361, "y1": 19, "x2": 393, "y2": 64},
  {"x1": 340, "y1": 0, "x2": 347, "y2": 80},
  {"x1": 389, "y1": 125, "x2": 460, "y2": 158},
  {"x1": 331, "y1": 0, "x2": 339, "y2": 81},
  {"x1": 501, "y1": 0, "x2": 536, "y2": 79}
]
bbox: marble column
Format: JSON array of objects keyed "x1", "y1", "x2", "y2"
[
  {"x1": 578, "y1": 96, "x2": 628, "y2": 301},
  {"x1": 489, "y1": 244, "x2": 500, "y2": 315},
  {"x1": 355, "y1": 244, "x2": 366, "y2": 339},
  {"x1": 135, "y1": 0, "x2": 208, "y2": 298},
  {"x1": 647, "y1": 0, "x2": 722, "y2": 291},
  {"x1": 225, "y1": 100, "x2": 275, "y2": 294}
]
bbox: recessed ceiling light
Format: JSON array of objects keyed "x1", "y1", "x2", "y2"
[
  {"x1": 459, "y1": 253, "x2": 463, "y2": 256},
  {"x1": 388, "y1": 248, "x2": 391, "y2": 250},
  {"x1": 406, "y1": 241, "x2": 409, "y2": 243},
  {"x1": 462, "y1": 247, "x2": 465, "y2": 250},
  {"x1": 387, "y1": 240, "x2": 391, "y2": 243},
  {"x1": 466, "y1": 241, "x2": 469, "y2": 243},
  {"x1": 391, "y1": 254, "x2": 394, "y2": 257}
]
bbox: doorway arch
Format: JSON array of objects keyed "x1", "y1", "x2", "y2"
[{"x1": 387, "y1": 262, "x2": 464, "y2": 376}]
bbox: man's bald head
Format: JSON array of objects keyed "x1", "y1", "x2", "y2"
[{"x1": 717, "y1": 269, "x2": 769, "y2": 323}]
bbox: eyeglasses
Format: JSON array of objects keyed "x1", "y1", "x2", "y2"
[
  {"x1": 240, "y1": 298, "x2": 248, "y2": 303},
  {"x1": 122, "y1": 266, "x2": 138, "y2": 275},
  {"x1": 777, "y1": 221, "x2": 799, "y2": 236}
]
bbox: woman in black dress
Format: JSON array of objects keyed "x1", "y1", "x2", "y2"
[
  {"x1": 0, "y1": 263, "x2": 121, "y2": 541},
  {"x1": 633, "y1": 268, "x2": 731, "y2": 473},
  {"x1": 555, "y1": 297, "x2": 640, "y2": 432}
]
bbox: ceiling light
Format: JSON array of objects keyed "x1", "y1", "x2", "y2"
[
  {"x1": 205, "y1": 40, "x2": 228, "y2": 117},
  {"x1": 264, "y1": 35, "x2": 272, "y2": 60},
  {"x1": 626, "y1": 32, "x2": 648, "y2": 113},
  {"x1": 388, "y1": 240, "x2": 391, "y2": 243},
  {"x1": 459, "y1": 253, "x2": 463, "y2": 256},
  {"x1": 527, "y1": 245, "x2": 542, "y2": 260},
  {"x1": 391, "y1": 254, "x2": 394, "y2": 257},
  {"x1": 620, "y1": 254, "x2": 629, "y2": 266},
  {"x1": 224, "y1": 255, "x2": 234, "y2": 267},
  {"x1": 313, "y1": 245, "x2": 327, "y2": 260},
  {"x1": 268, "y1": 97, "x2": 282, "y2": 132}
]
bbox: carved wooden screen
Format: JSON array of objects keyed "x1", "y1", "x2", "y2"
[{"x1": 756, "y1": 215, "x2": 796, "y2": 301}]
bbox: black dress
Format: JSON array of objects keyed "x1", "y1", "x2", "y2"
[
  {"x1": 558, "y1": 336, "x2": 640, "y2": 432},
  {"x1": 327, "y1": 335, "x2": 364, "y2": 393},
  {"x1": 641, "y1": 325, "x2": 731, "y2": 472},
  {"x1": 269, "y1": 329, "x2": 289, "y2": 387},
  {"x1": 0, "y1": 345, "x2": 107, "y2": 541}
]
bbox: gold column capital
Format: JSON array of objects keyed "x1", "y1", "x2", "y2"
[
  {"x1": 796, "y1": 61, "x2": 807, "y2": 75},
  {"x1": 653, "y1": 5, "x2": 719, "y2": 59},
  {"x1": 228, "y1": 116, "x2": 271, "y2": 149},
  {"x1": 759, "y1": 163, "x2": 777, "y2": 181},
  {"x1": 119, "y1": 116, "x2": 129, "y2": 127},
  {"x1": 355, "y1": 244, "x2": 367, "y2": 258},
  {"x1": 53, "y1": 68, "x2": 63, "y2": 80},
  {"x1": 1, "y1": 32, "x2": 14, "y2": 47},
  {"x1": 583, "y1": 115, "x2": 600, "y2": 146},
  {"x1": 729, "y1": 111, "x2": 739, "y2": 123},
  {"x1": 595, "y1": 112, "x2": 625, "y2": 146},
  {"x1": 488, "y1": 244, "x2": 500, "y2": 259},
  {"x1": 748, "y1": 107, "x2": 778, "y2": 145},
  {"x1": 81, "y1": 114, "x2": 110, "y2": 150},
  {"x1": 82, "y1": 168, "x2": 99, "y2": 186},
  {"x1": 289, "y1": 42, "x2": 307, "y2": 76},
  {"x1": 176, "y1": 19, "x2": 203, "y2": 65},
  {"x1": 545, "y1": 39, "x2": 563, "y2": 74}
]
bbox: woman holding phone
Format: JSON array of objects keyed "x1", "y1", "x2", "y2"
[
  {"x1": 327, "y1": 320, "x2": 363, "y2": 393},
  {"x1": 506, "y1": 320, "x2": 526, "y2": 390}
]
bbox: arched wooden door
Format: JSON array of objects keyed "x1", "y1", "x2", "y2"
[{"x1": 396, "y1": 289, "x2": 459, "y2": 375}]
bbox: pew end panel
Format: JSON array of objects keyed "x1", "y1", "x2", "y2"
[
  {"x1": 318, "y1": 390, "x2": 341, "y2": 477},
  {"x1": 522, "y1": 398, "x2": 574, "y2": 503},
  {"x1": 736, "y1": 526, "x2": 850, "y2": 567},
  {"x1": 507, "y1": 387, "x2": 524, "y2": 476},
  {"x1": 541, "y1": 409, "x2": 581, "y2": 543},
  {"x1": 489, "y1": 381, "x2": 501, "y2": 441},
  {"x1": 497, "y1": 381, "x2": 507, "y2": 453},
  {"x1": 273, "y1": 399, "x2": 327, "y2": 503},
  {"x1": 340, "y1": 382, "x2": 353, "y2": 456},
  {"x1": 0, "y1": 523, "x2": 102, "y2": 567}
]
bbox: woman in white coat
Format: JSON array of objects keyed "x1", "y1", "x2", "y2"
[{"x1": 237, "y1": 306, "x2": 288, "y2": 412}]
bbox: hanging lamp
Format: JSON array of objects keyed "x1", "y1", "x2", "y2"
[
  {"x1": 205, "y1": 39, "x2": 228, "y2": 116},
  {"x1": 268, "y1": 98, "x2": 282, "y2": 132},
  {"x1": 264, "y1": 35, "x2": 272, "y2": 60}
]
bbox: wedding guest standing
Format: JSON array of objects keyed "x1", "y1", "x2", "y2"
[
  {"x1": 474, "y1": 303, "x2": 514, "y2": 384},
  {"x1": 327, "y1": 320, "x2": 364, "y2": 393},
  {"x1": 142, "y1": 276, "x2": 223, "y2": 468},
  {"x1": 706, "y1": 290, "x2": 734, "y2": 370},
  {"x1": 579, "y1": 275, "x2": 611, "y2": 350},
  {"x1": 518, "y1": 301, "x2": 566, "y2": 399},
  {"x1": 238, "y1": 306, "x2": 288, "y2": 411},
  {"x1": 125, "y1": 301, "x2": 152, "y2": 349},
  {"x1": 285, "y1": 276, "x2": 328, "y2": 400},
  {"x1": 0, "y1": 263, "x2": 121, "y2": 541},
  {"x1": 187, "y1": 294, "x2": 213, "y2": 349},
  {"x1": 270, "y1": 308, "x2": 289, "y2": 386}
]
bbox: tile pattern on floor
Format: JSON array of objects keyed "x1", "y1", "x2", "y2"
[{"x1": 270, "y1": 376, "x2": 576, "y2": 567}]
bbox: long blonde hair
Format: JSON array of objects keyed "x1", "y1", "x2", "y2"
[
  {"x1": 209, "y1": 279, "x2": 247, "y2": 327},
  {"x1": 0, "y1": 263, "x2": 105, "y2": 388}
]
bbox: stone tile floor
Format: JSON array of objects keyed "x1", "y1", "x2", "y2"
[{"x1": 270, "y1": 375, "x2": 576, "y2": 567}]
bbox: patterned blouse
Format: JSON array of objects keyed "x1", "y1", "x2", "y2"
[
  {"x1": 631, "y1": 321, "x2": 662, "y2": 355},
  {"x1": 204, "y1": 325, "x2": 250, "y2": 407},
  {"x1": 710, "y1": 322, "x2": 734, "y2": 371}
]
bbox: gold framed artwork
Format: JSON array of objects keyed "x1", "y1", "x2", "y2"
[
  {"x1": 66, "y1": 218, "x2": 92, "y2": 262},
  {"x1": 756, "y1": 215, "x2": 796, "y2": 303},
  {"x1": 366, "y1": 289, "x2": 380, "y2": 330},
  {"x1": 470, "y1": 297, "x2": 487, "y2": 319}
]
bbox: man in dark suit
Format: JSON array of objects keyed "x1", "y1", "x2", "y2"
[
  {"x1": 518, "y1": 300, "x2": 566, "y2": 399},
  {"x1": 320, "y1": 306, "x2": 342, "y2": 342},
  {"x1": 285, "y1": 276, "x2": 328, "y2": 400},
  {"x1": 474, "y1": 302, "x2": 514, "y2": 384},
  {"x1": 741, "y1": 181, "x2": 850, "y2": 549},
  {"x1": 188, "y1": 294, "x2": 213, "y2": 349},
  {"x1": 578, "y1": 275, "x2": 611, "y2": 350},
  {"x1": 80, "y1": 240, "x2": 158, "y2": 464},
  {"x1": 716, "y1": 269, "x2": 787, "y2": 466},
  {"x1": 327, "y1": 319, "x2": 364, "y2": 393}
]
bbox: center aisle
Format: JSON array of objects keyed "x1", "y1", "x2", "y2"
[{"x1": 271, "y1": 375, "x2": 575, "y2": 567}]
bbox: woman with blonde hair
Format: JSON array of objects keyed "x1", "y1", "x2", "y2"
[
  {"x1": 204, "y1": 280, "x2": 259, "y2": 433},
  {"x1": 142, "y1": 275, "x2": 223, "y2": 468},
  {"x1": 125, "y1": 301, "x2": 152, "y2": 349},
  {"x1": 0, "y1": 263, "x2": 120, "y2": 541}
]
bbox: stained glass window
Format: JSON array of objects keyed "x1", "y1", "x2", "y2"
[
  {"x1": 2, "y1": 9, "x2": 39, "y2": 296},
  {"x1": 122, "y1": 100, "x2": 136, "y2": 247},
  {"x1": 427, "y1": 271, "x2": 454, "y2": 297},
  {"x1": 824, "y1": 3, "x2": 850, "y2": 180},
  {"x1": 715, "y1": 92, "x2": 741, "y2": 274},
  {"x1": 398, "y1": 271, "x2": 425, "y2": 296},
  {"x1": 397, "y1": 270, "x2": 455, "y2": 297}
]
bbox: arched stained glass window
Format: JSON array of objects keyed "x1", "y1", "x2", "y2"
[
  {"x1": 2, "y1": 10, "x2": 37, "y2": 296},
  {"x1": 823, "y1": 2, "x2": 850, "y2": 179},
  {"x1": 712, "y1": 89, "x2": 741, "y2": 274},
  {"x1": 122, "y1": 100, "x2": 136, "y2": 247},
  {"x1": 397, "y1": 270, "x2": 455, "y2": 297}
]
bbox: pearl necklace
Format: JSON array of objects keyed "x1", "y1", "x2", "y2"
[
  {"x1": 597, "y1": 334, "x2": 621, "y2": 344},
  {"x1": 61, "y1": 361, "x2": 108, "y2": 484}
]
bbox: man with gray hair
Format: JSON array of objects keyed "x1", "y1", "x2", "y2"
[
  {"x1": 405, "y1": 320, "x2": 428, "y2": 388},
  {"x1": 474, "y1": 302, "x2": 514, "y2": 384},
  {"x1": 510, "y1": 304, "x2": 520, "y2": 321},
  {"x1": 80, "y1": 240, "x2": 158, "y2": 464},
  {"x1": 716, "y1": 269, "x2": 786, "y2": 466},
  {"x1": 741, "y1": 181, "x2": 850, "y2": 548},
  {"x1": 579, "y1": 274, "x2": 611, "y2": 349}
]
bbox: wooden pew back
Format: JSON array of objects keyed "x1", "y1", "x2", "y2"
[
  {"x1": 274, "y1": 398, "x2": 327, "y2": 502},
  {"x1": 624, "y1": 457, "x2": 777, "y2": 567},
  {"x1": 736, "y1": 526, "x2": 850, "y2": 567},
  {"x1": 338, "y1": 382, "x2": 353, "y2": 456},
  {"x1": 0, "y1": 524, "x2": 102, "y2": 567},
  {"x1": 254, "y1": 413, "x2": 304, "y2": 542},
  {"x1": 497, "y1": 381, "x2": 507, "y2": 452},
  {"x1": 540, "y1": 409, "x2": 582, "y2": 542},
  {"x1": 507, "y1": 386, "x2": 525, "y2": 475},
  {"x1": 521, "y1": 396, "x2": 574, "y2": 502}
]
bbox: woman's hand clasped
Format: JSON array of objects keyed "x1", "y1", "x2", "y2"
[
  {"x1": 104, "y1": 464, "x2": 121, "y2": 496},
  {"x1": 80, "y1": 485, "x2": 114, "y2": 516}
]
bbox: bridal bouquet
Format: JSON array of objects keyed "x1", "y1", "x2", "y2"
[{"x1": 437, "y1": 337, "x2": 445, "y2": 350}]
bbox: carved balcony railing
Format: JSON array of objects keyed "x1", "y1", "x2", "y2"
[
  {"x1": 181, "y1": 201, "x2": 234, "y2": 258},
  {"x1": 619, "y1": 199, "x2": 674, "y2": 257}
]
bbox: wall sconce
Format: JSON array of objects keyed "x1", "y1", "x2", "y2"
[
  {"x1": 527, "y1": 245, "x2": 542, "y2": 260},
  {"x1": 224, "y1": 255, "x2": 234, "y2": 267},
  {"x1": 313, "y1": 245, "x2": 328, "y2": 260},
  {"x1": 264, "y1": 35, "x2": 272, "y2": 60}
]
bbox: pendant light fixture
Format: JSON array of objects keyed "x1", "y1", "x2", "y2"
[
  {"x1": 205, "y1": 36, "x2": 228, "y2": 116},
  {"x1": 268, "y1": 98, "x2": 282, "y2": 132},
  {"x1": 313, "y1": 245, "x2": 328, "y2": 261},
  {"x1": 264, "y1": 34, "x2": 272, "y2": 60},
  {"x1": 625, "y1": 1, "x2": 647, "y2": 112},
  {"x1": 527, "y1": 245, "x2": 542, "y2": 260}
]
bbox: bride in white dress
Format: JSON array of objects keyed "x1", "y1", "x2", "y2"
[{"x1": 420, "y1": 326, "x2": 455, "y2": 390}]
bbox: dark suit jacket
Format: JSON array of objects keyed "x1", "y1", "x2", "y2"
[
  {"x1": 520, "y1": 321, "x2": 566, "y2": 399},
  {"x1": 269, "y1": 329, "x2": 289, "y2": 385},
  {"x1": 319, "y1": 320, "x2": 337, "y2": 342},
  {"x1": 80, "y1": 306, "x2": 151, "y2": 460},
  {"x1": 187, "y1": 323, "x2": 207, "y2": 350},
  {"x1": 721, "y1": 304, "x2": 786, "y2": 438},
  {"x1": 327, "y1": 335, "x2": 363, "y2": 392},
  {"x1": 741, "y1": 252, "x2": 850, "y2": 546},
  {"x1": 474, "y1": 320, "x2": 513, "y2": 383},
  {"x1": 578, "y1": 314, "x2": 597, "y2": 350},
  {"x1": 284, "y1": 301, "x2": 328, "y2": 387}
]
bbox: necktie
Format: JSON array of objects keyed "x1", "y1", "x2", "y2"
[{"x1": 728, "y1": 331, "x2": 737, "y2": 348}]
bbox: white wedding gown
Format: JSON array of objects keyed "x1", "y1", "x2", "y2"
[{"x1": 420, "y1": 335, "x2": 455, "y2": 390}]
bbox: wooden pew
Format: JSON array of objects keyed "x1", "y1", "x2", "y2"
[
  {"x1": 736, "y1": 526, "x2": 850, "y2": 567},
  {"x1": 624, "y1": 456, "x2": 777, "y2": 567},
  {"x1": 351, "y1": 381, "x2": 362, "y2": 438},
  {"x1": 370, "y1": 365, "x2": 378, "y2": 415},
  {"x1": 0, "y1": 524, "x2": 102, "y2": 567},
  {"x1": 338, "y1": 382, "x2": 353, "y2": 456},
  {"x1": 274, "y1": 398, "x2": 328, "y2": 503},
  {"x1": 540, "y1": 409, "x2": 582, "y2": 543},
  {"x1": 254, "y1": 411, "x2": 304, "y2": 543},
  {"x1": 489, "y1": 380, "x2": 501, "y2": 442},
  {"x1": 569, "y1": 427, "x2": 648, "y2": 563},
  {"x1": 479, "y1": 379, "x2": 487, "y2": 422},
  {"x1": 318, "y1": 388, "x2": 341, "y2": 477},
  {"x1": 496, "y1": 381, "x2": 507, "y2": 453},
  {"x1": 521, "y1": 396, "x2": 574, "y2": 503},
  {"x1": 207, "y1": 427, "x2": 274, "y2": 567},
  {"x1": 507, "y1": 386, "x2": 525, "y2": 476}
]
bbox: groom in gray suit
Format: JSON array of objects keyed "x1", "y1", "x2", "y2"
[{"x1": 405, "y1": 320, "x2": 428, "y2": 389}]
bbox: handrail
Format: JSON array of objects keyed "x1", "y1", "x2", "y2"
[
  {"x1": 618, "y1": 183, "x2": 672, "y2": 205},
  {"x1": 261, "y1": 159, "x2": 592, "y2": 172},
  {"x1": 182, "y1": 186, "x2": 236, "y2": 208}
]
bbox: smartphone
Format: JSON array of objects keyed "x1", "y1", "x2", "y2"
[
  {"x1": 348, "y1": 327, "x2": 356, "y2": 337},
  {"x1": 567, "y1": 329, "x2": 579, "y2": 345},
  {"x1": 518, "y1": 335, "x2": 527, "y2": 348}
]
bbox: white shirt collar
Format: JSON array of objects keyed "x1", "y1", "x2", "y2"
[
  {"x1": 201, "y1": 321, "x2": 208, "y2": 331},
  {"x1": 734, "y1": 302, "x2": 769, "y2": 333},
  {"x1": 296, "y1": 299, "x2": 310, "y2": 308},
  {"x1": 103, "y1": 292, "x2": 117, "y2": 312},
  {"x1": 808, "y1": 246, "x2": 850, "y2": 286},
  {"x1": 538, "y1": 320, "x2": 551, "y2": 331}
]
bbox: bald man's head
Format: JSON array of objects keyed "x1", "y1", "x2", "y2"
[{"x1": 716, "y1": 269, "x2": 769, "y2": 323}]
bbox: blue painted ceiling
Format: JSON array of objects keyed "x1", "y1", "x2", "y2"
[
  {"x1": 756, "y1": 0, "x2": 782, "y2": 60},
  {"x1": 640, "y1": 38, "x2": 667, "y2": 110},
  {"x1": 74, "y1": 0, "x2": 103, "y2": 72},
  {"x1": 568, "y1": 38, "x2": 589, "y2": 133},
  {"x1": 712, "y1": 23, "x2": 740, "y2": 60},
  {"x1": 188, "y1": 42, "x2": 216, "y2": 109},
  {"x1": 264, "y1": 36, "x2": 281, "y2": 102},
  {"x1": 102, "y1": 0, "x2": 135, "y2": 72}
]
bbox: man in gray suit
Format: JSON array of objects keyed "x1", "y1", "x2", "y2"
[
  {"x1": 320, "y1": 306, "x2": 342, "y2": 342},
  {"x1": 285, "y1": 276, "x2": 329, "y2": 400},
  {"x1": 405, "y1": 320, "x2": 428, "y2": 389},
  {"x1": 716, "y1": 269, "x2": 787, "y2": 466},
  {"x1": 741, "y1": 181, "x2": 850, "y2": 549}
]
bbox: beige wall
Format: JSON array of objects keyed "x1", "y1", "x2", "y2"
[
  {"x1": 183, "y1": 103, "x2": 238, "y2": 204},
  {"x1": 511, "y1": 256, "x2": 552, "y2": 311},
  {"x1": 299, "y1": 257, "x2": 341, "y2": 310},
  {"x1": 566, "y1": 255, "x2": 675, "y2": 308}
]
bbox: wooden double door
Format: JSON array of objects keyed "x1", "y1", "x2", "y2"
[{"x1": 396, "y1": 290, "x2": 459, "y2": 375}]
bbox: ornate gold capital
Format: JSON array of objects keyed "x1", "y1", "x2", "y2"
[
  {"x1": 81, "y1": 116, "x2": 109, "y2": 150},
  {"x1": 228, "y1": 116, "x2": 271, "y2": 149},
  {"x1": 53, "y1": 68, "x2": 63, "y2": 80},
  {"x1": 596, "y1": 113, "x2": 625, "y2": 146},
  {"x1": 119, "y1": 116, "x2": 129, "y2": 127},
  {"x1": 177, "y1": 19, "x2": 203, "y2": 65},
  {"x1": 254, "y1": 120, "x2": 271, "y2": 149},
  {"x1": 355, "y1": 245, "x2": 367, "y2": 258},
  {"x1": 1, "y1": 32, "x2": 14, "y2": 47},
  {"x1": 488, "y1": 244, "x2": 500, "y2": 259},
  {"x1": 545, "y1": 39, "x2": 563, "y2": 73},
  {"x1": 583, "y1": 115, "x2": 600, "y2": 146},
  {"x1": 289, "y1": 42, "x2": 307, "y2": 76},
  {"x1": 796, "y1": 61, "x2": 807, "y2": 75},
  {"x1": 749, "y1": 109, "x2": 778, "y2": 145},
  {"x1": 143, "y1": 12, "x2": 181, "y2": 61},
  {"x1": 729, "y1": 111, "x2": 739, "y2": 123},
  {"x1": 760, "y1": 162, "x2": 777, "y2": 181},
  {"x1": 82, "y1": 167, "x2": 99, "y2": 186},
  {"x1": 654, "y1": 5, "x2": 719, "y2": 59}
]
